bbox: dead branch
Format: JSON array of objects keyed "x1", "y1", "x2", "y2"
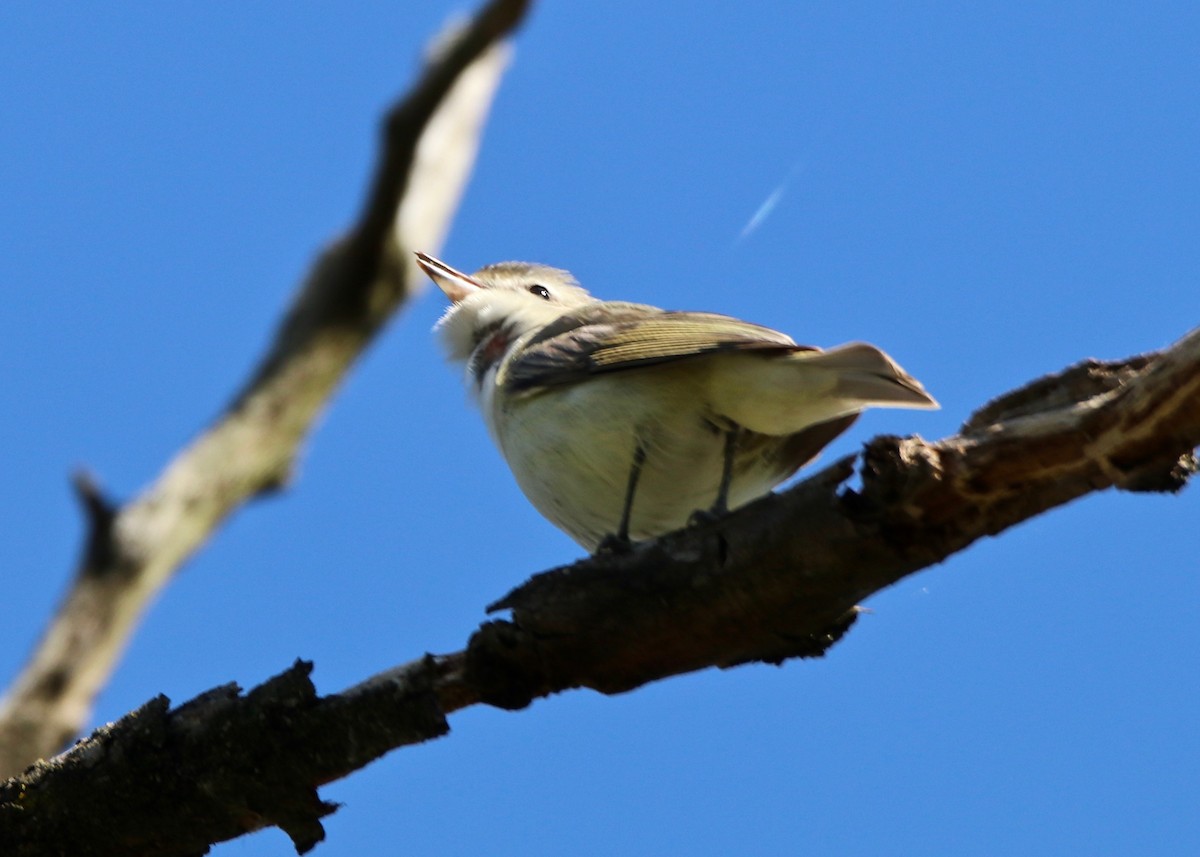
[
  {"x1": 2, "y1": 325, "x2": 1195, "y2": 856},
  {"x1": 0, "y1": 0, "x2": 532, "y2": 779}
]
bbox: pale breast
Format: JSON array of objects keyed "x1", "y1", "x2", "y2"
[{"x1": 486, "y1": 364, "x2": 791, "y2": 549}]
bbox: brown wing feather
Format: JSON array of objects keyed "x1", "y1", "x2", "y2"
[{"x1": 503, "y1": 303, "x2": 811, "y2": 392}]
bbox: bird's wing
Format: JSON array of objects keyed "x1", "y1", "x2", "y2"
[{"x1": 502, "y1": 302, "x2": 812, "y2": 392}]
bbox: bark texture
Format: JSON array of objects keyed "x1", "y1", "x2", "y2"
[{"x1": 2, "y1": 326, "x2": 1196, "y2": 855}]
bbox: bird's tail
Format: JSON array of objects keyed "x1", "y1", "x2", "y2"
[
  {"x1": 709, "y1": 342, "x2": 937, "y2": 436},
  {"x1": 800, "y1": 342, "x2": 938, "y2": 410}
]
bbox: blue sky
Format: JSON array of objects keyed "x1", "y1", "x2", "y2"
[{"x1": 2, "y1": 3, "x2": 1198, "y2": 855}]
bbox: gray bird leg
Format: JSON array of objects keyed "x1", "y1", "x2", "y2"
[{"x1": 595, "y1": 442, "x2": 646, "y2": 554}]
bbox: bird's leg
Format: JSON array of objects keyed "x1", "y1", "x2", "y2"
[
  {"x1": 595, "y1": 442, "x2": 646, "y2": 554},
  {"x1": 712, "y1": 426, "x2": 740, "y2": 515},
  {"x1": 688, "y1": 426, "x2": 740, "y2": 528}
]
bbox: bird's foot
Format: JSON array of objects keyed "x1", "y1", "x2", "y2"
[
  {"x1": 686, "y1": 504, "x2": 730, "y2": 530},
  {"x1": 594, "y1": 532, "x2": 636, "y2": 555}
]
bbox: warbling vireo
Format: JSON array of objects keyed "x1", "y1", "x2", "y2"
[{"x1": 417, "y1": 251, "x2": 938, "y2": 552}]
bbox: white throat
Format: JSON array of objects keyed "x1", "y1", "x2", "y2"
[{"x1": 435, "y1": 289, "x2": 569, "y2": 364}]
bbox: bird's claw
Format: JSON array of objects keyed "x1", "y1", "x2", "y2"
[
  {"x1": 594, "y1": 532, "x2": 636, "y2": 555},
  {"x1": 686, "y1": 504, "x2": 729, "y2": 530}
]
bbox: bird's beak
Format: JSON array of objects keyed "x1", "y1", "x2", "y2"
[{"x1": 415, "y1": 251, "x2": 483, "y2": 303}]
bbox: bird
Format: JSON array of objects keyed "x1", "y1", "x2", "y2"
[{"x1": 417, "y1": 251, "x2": 938, "y2": 553}]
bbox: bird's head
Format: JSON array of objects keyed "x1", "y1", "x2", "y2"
[{"x1": 417, "y1": 252, "x2": 595, "y2": 364}]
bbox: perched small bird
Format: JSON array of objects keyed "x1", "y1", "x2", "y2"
[{"x1": 418, "y1": 251, "x2": 937, "y2": 552}]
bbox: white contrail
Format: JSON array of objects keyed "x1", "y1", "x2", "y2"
[{"x1": 736, "y1": 162, "x2": 805, "y2": 243}]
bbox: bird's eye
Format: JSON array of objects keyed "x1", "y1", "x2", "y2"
[{"x1": 528, "y1": 284, "x2": 552, "y2": 300}]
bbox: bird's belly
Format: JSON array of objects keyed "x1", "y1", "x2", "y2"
[{"x1": 489, "y1": 372, "x2": 783, "y2": 550}]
